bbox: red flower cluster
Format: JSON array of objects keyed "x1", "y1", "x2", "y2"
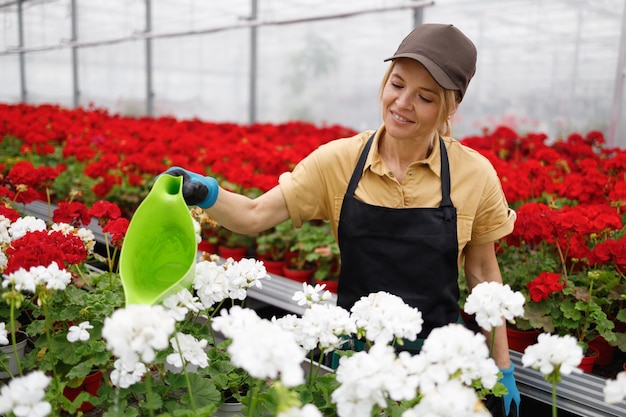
[
  {"x1": 0, "y1": 160, "x2": 61, "y2": 204},
  {"x1": 4, "y1": 230, "x2": 87, "y2": 274},
  {"x1": 526, "y1": 271, "x2": 564, "y2": 302},
  {"x1": 0, "y1": 103, "x2": 357, "y2": 203}
]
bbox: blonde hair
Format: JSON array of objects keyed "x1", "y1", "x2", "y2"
[{"x1": 379, "y1": 61, "x2": 460, "y2": 137}]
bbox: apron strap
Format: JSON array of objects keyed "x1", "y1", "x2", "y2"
[{"x1": 347, "y1": 133, "x2": 453, "y2": 221}]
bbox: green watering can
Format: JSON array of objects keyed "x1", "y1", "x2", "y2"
[{"x1": 120, "y1": 174, "x2": 197, "y2": 305}]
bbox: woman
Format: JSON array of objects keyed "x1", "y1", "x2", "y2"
[{"x1": 165, "y1": 23, "x2": 520, "y2": 417}]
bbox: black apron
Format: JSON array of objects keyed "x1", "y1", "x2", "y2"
[{"x1": 337, "y1": 133, "x2": 460, "y2": 339}]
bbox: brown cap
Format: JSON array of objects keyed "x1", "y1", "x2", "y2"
[{"x1": 385, "y1": 23, "x2": 477, "y2": 100}]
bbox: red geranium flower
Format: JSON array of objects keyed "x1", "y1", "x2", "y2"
[
  {"x1": 53, "y1": 201, "x2": 92, "y2": 227},
  {"x1": 526, "y1": 271, "x2": 565, "y2": 302},
  {"x1": 102, "y1": 217, "x2": 129, "y2": 249}
]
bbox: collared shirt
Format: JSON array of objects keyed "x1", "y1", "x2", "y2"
[{"x1": 279, "y1": 124, "x2": 515, "y2": 267}]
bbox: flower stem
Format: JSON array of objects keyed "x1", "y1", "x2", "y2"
[
  {"x1": 246, "y1": 379, "x2": 263, "y2": 417},
  {"x1": 552, "y1": 379, "x2": 558, "y2": 417},
  {"x1": 42, "y1": 301, "x2": 62, "y2": 394},
  {"x1": 146, "y1": 371, "x2": 155, "y2": 417},
  {"x1": 174, "y1": 333, "x2": 197, "y2": 411},
  {"x1": 8, "y1": 299, "x2": 22, "y2": 376}
]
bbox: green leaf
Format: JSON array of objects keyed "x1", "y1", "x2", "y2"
[{"x1": 181, "y1": 373, "x2": 222, "y2": 408}]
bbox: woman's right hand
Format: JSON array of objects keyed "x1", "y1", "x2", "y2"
[{"x1": 161, "y1": 167, "x2": 219, "y2": 208}]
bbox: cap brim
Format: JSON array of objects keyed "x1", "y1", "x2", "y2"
[{"x1": 384, "y1": 53, "x2": 458, "y2": 91}]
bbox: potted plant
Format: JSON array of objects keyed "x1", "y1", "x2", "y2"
[
  {"x1": 217, "y1": 227, "x2": 254, "y2": 261},
  {"x1": 283, "y1": 221, "x2": 331, "y2": 282},
  {"x1": 255, "y1": 220, "x2": 296, "y2": 275}
]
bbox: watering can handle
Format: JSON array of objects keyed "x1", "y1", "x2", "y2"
[{"x1": 162, "y1": 167, "x2": 219, "y2": 209}]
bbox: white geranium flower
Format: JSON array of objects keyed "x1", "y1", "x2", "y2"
[
  {"x1": 277, "y1": 404, "x2": 324, "y2": 417},
  {"x1": 3, "y1": 263, "x2": 72, "y2": 296},
  {"x1": 332, "y1": 343, "x2": 418, "y2": 417},
  {"x1": 463, "y1": 281, "x2": 525, "y2": 331},
  {"x1": 292, "y1": 282, "x2": 332, "y2": 308},
  {"x1": 350, "y1": 291, "x2": 423, "y2": 344},
  {"x1": 0, "y1": 370, "x2": 52, "y2": 417},
  {"x1": 223, "y1": 307, "x2": 305, "y2": 387},
  {"x1": 194, "y1": 260, "x2": 231, "y2": 308},
  {"x1": 297, "y1": 303, "x2": 356, "y2": 352},
  {"x1": 402, "y1": 379, "x2": 491, "y2": 417},
  {"x1": 40, "y1": 263, "x2": 72, "y2": 291},
  {"x1": 102, "y1": 304, "x2": 176, "y2": 365},
  {"x1": 223, "y1": 257, "x2": 268, "y2": 300},
  {"x1": 401, "y1": 323, "x2": 499, "y2": 392},
  {"x1": 67, "y1": 321, "x2": 93, "y2": 343},
  {"x1": 522, "y1": 333, "x2": 583, "y2": 380},
  {"x1": 604, "y1": 371, "x2": 626, "y2": 404},
  {"x1": 166, "y1": 332, "x2": 209, "y2": 371},
  {"x1": 109, "y1": 358, "x2": 147, "y2": 389},
  {"x1": 2, "y1": 267, "x2": 36, "y2": 292},
  {"x1": 0, "y1": 215, "x2": 11, "y2": 246},
  {"x1": 211, "y1": 305, "x2": 263, "y2": 339},
  {"x1": 0, "y1": 322, "x2": 8, "y2": 345},
  {"x1": 8, "y1": 216, "x2": 46, "y2": 240},
  {"x1": 163, "y1": 288, "x2": 204, "y2": 321},
  {"x1": 0, "y1": 251, "x2": 7, "y2": 272}
]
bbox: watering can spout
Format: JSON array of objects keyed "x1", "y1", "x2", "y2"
[{"x1": 120, "y1": 174, "x2": 197, "y2": 305}]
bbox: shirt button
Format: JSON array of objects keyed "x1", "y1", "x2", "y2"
[
  {"x1": 407, "y1": 171, "x2": 414, "y2": 177},
  {"x1": 388, "y1": 172, "x2": 394, "y2": 178}
]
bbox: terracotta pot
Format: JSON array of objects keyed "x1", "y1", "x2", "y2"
[
  {"x1": 62, "y1": 370, "x2": 103, "y2": 412},
  {"x1": 588, "y1": 335, "x2": 615, "y2": 366},
  {"x1": 218, "y1": 245, "x2": 248, "y2": 261},
  {"x1": 506, "y1": 327, "x2": 540, "y2": 353},
  {"x1": 259, "y1": 258, "x2": 287, "y2": 276},
  {"x1": 282, "y1": 265, "x2": 315, "y2": 283},
  {"x1": 198, "y1": 240, "x2": 218, "y2": 254},
  {"x1": 315, "y1": 279, "x2": 338, "y2": 293},
  {"x1": 578, "y1": 346, "x2": 599, "y2": 373}
]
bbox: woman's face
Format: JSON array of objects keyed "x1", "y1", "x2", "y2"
[{"x1": 381, "y1": 59, "x2": 443, "y2": 141}]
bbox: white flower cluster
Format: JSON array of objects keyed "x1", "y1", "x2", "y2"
[
  {"x1": 102, "y1": 304, "x2": 176, "y2": 384},
  {"x1": 332, "y1": 343, "x2": 418, "y2": 416},
  {"x1": 0, "y1": 371, "x2": 51, "y2": 417},
  {"x1": 4, "y1": 215, "x2": 46, "y2": 241},
  {"x1": 521, "y1": 333, "x2": 583, "y2": 377},
  {"x1": 2, "y1": 262, "x2": 72, "y2": 294},
  {"x1": 603, "y1": 371, "x2": 626, "y2": 404},
  {"x1": 402, "y1": 379, "x2": 491, "y2": 417},
  {"x1": 401, "y1": 324, "x2": 499, "y2": 392},
  {"x1": 194, "y1": 257, "x2": 268, "y2": 308},
  {"x1": 166, "y1": 332, "x2": 209, "y2": 373},
  {"x1": 463, "y1": 281, "x2": 525, "y2": 331},
  {"x1": 162, "y1": 288, "x2": 204, "y2": 321},
  {"x1": 274, "y1": 303, "x2": 356, "y2": 352},
  {"x1": 0, "y1": 322, "x2": 8, "y2": 345},
  {"x1": 292, "y1": 282, "x2": 332, "y2": 308},
  {"x1": 330, "y1": 323, "x2": 497, "y2": 417},
  {"x1": 328, "y1": 323, "x2": 499, "y2": 417},
  {"x1": 213, "y1": 305, "x2": 306, "y2": 387},
  {"x1": 350, "y1": 291, "x2": 423, "y2": 344}
]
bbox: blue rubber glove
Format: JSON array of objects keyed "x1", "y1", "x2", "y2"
[
  {"x1": 499, "y1": 361, "x2": 520, "y2": 417},
  {"x1": 162, "y1": 166, "x2": 219, "y2": 209}
]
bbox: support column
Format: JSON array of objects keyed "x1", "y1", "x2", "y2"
[
  {"x1": 145, "y1": 0, "x2": 154, "y2": 116},
  {"x1": 17, "y1": 0, "x2": 26, "y2": 102},
  {"x1": 249, "y1": 0, "x2": 258, "y2": 124},
  {"x1": 71, "y1": 0, "x2": 80, "y2": 108},
  {"x1": 608, "y1": 5, "x2": 626, "y2": 147}
]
